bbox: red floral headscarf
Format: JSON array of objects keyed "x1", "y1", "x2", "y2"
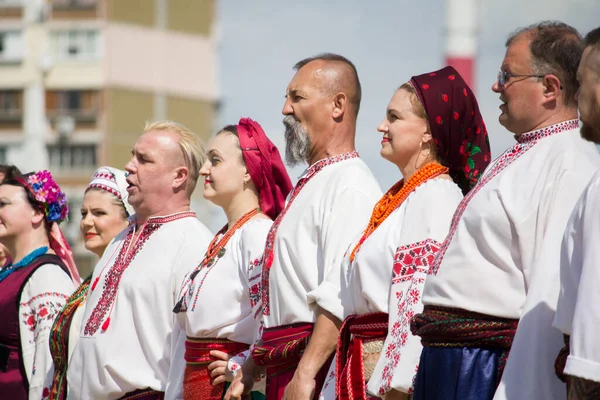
[{"x1": 410, "y1": 66, "x2": 492, "y2": 194}]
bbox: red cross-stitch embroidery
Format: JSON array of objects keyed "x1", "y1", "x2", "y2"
[{"x1": 377, "y1": 239, "x2": 441, "y2": 395}]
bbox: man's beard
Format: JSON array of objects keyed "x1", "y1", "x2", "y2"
[
  {"x1": 283, "y1": 116, "x2": 311, "y2": 166},
  {"x1": 580, "y1": 96, "x2": 600, "y2": 144}
]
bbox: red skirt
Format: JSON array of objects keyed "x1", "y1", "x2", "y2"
[
  {"x1": 183, "y1": 337, "x2": 249, "y2": 400},
  {"x1": 252, "y1": 323, "x2": 332, "y2": 400},
  {"x1": 336, "y1": 312, "x2": 388, "y2": 400}
]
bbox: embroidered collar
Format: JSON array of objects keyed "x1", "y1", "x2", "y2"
[
  {"x1": 297, "y1": 151, "x2": 360, "y2": 181},
  {"x1": 516, "y1": 119, "x2": 580, "y2": 144},
  {"x1": 129, "y1": 211, "x2": 196, "y2": 227}
]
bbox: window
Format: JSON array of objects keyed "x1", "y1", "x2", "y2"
[
  {"x1": 0, "y1": 30, "x2": 23, "y2": 63},
  {"x1": 0, "y1": 90, "x2": 22, "y2": 121},
  {"x1": 50, "y1": 29, "x2": 100, "y2": 61},
  {"x1": 48, "y1": 143, "x2": 97, "y2": 170},
  {"x1": 0, "y1": 146, "x2": 7, "y2": 164}
]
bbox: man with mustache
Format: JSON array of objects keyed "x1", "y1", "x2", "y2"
[
  {"x1": 554, "y1": 26, "x2": 600, "y2": 400},
  {"x1": 412, "y1": 21, "x2": 600, "y2": 400},
  {"x1": 67, "y1": 121, "x2": 213, "y2": 399},
  {"x1": 226, "y1": 53, "x2": 381, "y2": 400}
]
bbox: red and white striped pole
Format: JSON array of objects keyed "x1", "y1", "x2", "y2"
[{"x1": 445, "y1": 0, "x2": 479, "y2": 91}]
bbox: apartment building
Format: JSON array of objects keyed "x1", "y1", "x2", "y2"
[{"x1": 0, "y1": 0, "x2": 219, "y2": 274}]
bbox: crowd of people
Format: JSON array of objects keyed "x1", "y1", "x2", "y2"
[{"x1": 0, "y1": 20, "x2": 599, "y2": 400}]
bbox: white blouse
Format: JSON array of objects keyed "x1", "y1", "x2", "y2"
[
  {"x1": 19, "y1": 264, "x2": 75, "y2": 400},
  {"x1": 421, "y1": 121, "x2": 600, "y2": 400},
  {"x1": 312, "y1": 178, "x2": 463, "y2": 398},
  {"x1": 176, "y1": 218, "x2": 271, "y2": 342}
]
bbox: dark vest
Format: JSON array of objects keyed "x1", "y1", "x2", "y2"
[{"x1": 0, "y1": 254, "x2": 69, "y2": 399}]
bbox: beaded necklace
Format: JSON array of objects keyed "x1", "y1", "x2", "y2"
[
  {"x1": 0, "y1": 246, "x2": 49, "y2": 283},
  {"x1": 349, "y1": 162, "x2": 448, "y2": 262},
  {"x1": 173, "y1": 207, "x2": 261, "y2": 313}
]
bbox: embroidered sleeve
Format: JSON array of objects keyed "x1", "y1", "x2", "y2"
[
  {"x1": 368, "y1": 239, "x2": 441, "y2": 396},
  {"x1": 19, "y1": 264, "x2": 74, "y2": 400}
]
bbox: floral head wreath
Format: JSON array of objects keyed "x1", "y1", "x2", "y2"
[{"x1": 22, "y1": 170, "x2": 69, "y2": 224}]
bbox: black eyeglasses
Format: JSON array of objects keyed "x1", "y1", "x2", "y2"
[{"x1": 497, "y1": 70, "x2": 546, "y2": 87}]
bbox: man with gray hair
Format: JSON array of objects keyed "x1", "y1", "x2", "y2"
[
  {"x1": 412, "y1": 21, "x2": 600, "y2": 400},
  {"x1": 554, "y1": 26, "x2": 600, "y2": 400},
  {"x1": 226, "y1": 54, "x2": 381, "y2": 400},
  {"x1": 67, "y1": 121, "x2": 213, "y2": 399}
]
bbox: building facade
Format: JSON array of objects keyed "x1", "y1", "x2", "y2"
[{"x1": 0, "y1": 0, "x2": 219, "y2": 274}]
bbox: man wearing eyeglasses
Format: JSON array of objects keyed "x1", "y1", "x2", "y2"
[
  {"x1": 412, "y1": 21, "x2": 600, "y2": 400},
  {"x1": 554, "y1": 27, "x2": 600, "y2": 400}
]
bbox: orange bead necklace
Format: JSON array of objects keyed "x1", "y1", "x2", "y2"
[{"x1": 349, "y1": 162, "x2": 449, "y2": 262}]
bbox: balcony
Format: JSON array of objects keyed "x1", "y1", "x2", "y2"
[
  {"x1": 0, "y1": 0, "x2": 23, "y2": 20},
  {"x1": 46, "y1": 89, "x2": 100, "y2": 130},
  {"x1": 51, "y1": 0, "x2": 98, "y2": 19}
]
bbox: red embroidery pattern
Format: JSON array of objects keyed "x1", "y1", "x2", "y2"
[
  {"x1": 20, "y1": 292, "x2": 69, "y2": 343},
  {"x1": 431, "y1": 119, "x2": 579, "y2": 275},
  {"x1": 84, "y1": 212, "x2": 195, "y2": 335},
  {"x1": 248, "y1": 258, "x2": 261, "y2": 310},
  {"x1": 378, "y1": 240, "x2": 441, "y2": 395},
  {"x1": 260, "y1": 151, "x2": 360, "y2": 316},
  {"x1": 392, "y1": 239, "x2": 441, "y2": 284}
]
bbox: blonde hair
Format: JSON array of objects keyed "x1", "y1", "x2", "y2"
[{"x1": 143, "y1": 120, "x2": 206, "y2": 193}]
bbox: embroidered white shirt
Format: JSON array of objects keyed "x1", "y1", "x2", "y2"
[
  {"x1": 67, "y1": 213, "x2": 212, "y2": 400},
  {"x1": 421, "y1": 121, "x2": 600, "y2": 400},
  {"x1": 556, "y1": 169, "x2": 600, "y2": 381},
  {"x1": 263, "y1": 156, "x2": 381, "y2": 328}
]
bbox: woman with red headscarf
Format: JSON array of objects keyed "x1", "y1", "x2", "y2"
[
  {"x1": 172, "y1": 118, "x2": 293, "y2": 399},
  {"x1": 0, "y1": 170, "x2": 79, "y2": 400},
  {"x1": 309, "y1": 66, "x2": 492, "y2": 399}
]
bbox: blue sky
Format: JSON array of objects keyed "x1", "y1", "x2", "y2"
[{"x1": 216, "y1": 0, "x2": 598, "y2": 190}]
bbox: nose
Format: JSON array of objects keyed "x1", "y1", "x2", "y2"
[
  {"x1": 377, "y1": 119, "x2": 388, "y2": 133},
  {"x1": 492, "y1": 80, "x2": 502, "y2": 93},
  {"x1": 124, "y1": 157, "x2": 135, "y2": 174},
  {"x1": 282, "y1": 97, "x2": 293, "y2": 116},
  {"x1": 80, "y1": 212, "x2": 93, "y2": 229},
  {"x1": 199, "y1": 160, "x2": 211, "y2": 177}
]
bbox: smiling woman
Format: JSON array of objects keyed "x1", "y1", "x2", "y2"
[{"x1": 44, "y1": 166, "x2": 132, "y2": 400}]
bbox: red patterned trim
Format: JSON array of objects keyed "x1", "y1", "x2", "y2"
[
  {"x1": 377, "y1": 239, "x2": 442, "y2": 395},
  {"x1": 431, "y1": 120, "x2": 578, "y2": 275},
  {"x1": 392, "y1": 239, "x2": 441, "y2": 284},
  {"x1": 88, "y1": 183, "x2": 123, "y2": 200},
  {"x1": 260, "y1": 151, "x2": 360, "y2": 316}
]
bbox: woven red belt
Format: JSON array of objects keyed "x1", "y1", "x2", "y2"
[
  {"x1": 184, "y1": 337, "x2": 248, "y2": 400},
  {"x1": 118, "y1": 388, "x2": 164, "y2": 400},
  {"x1": 336, "y1": 312, "x2": 388, "y2": 400}
]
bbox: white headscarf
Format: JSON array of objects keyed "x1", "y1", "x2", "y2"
[{"x1": 86, "y1": 166, "x2": 135, "y2": 217}]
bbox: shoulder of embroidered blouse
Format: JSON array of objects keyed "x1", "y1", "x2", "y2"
[
  {"x1": 20, "y1": 263, "x2": 73, "y2": 305},
  {"x1": 237, "y1": 218, "x2": 272, "y2": 251}
]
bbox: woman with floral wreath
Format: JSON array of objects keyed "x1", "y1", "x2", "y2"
[
  {"x1": 0, "y1": 170, "x2": 79, "y2": 399},
  {"x1": 309, "y1": 66, "x2": 492, "y2": 399},
  {"x1": 172, "y1": 118, "x2": 293, "y2": 399}
]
